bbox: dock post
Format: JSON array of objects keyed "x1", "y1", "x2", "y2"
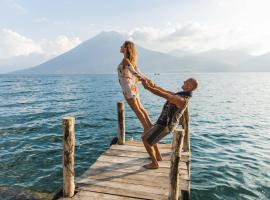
[
  {"x1": 169, "y1": 129, "x2": 185, "y2": 200},
  {"x1": 62, "y1": 117, "x2": 75, "y2": 197},
  {"x1": 117, "y1": 102, "x2": 125, "y2": 145},
  {"x1": 182, "y1": 108, "x2": 190, "y2": 153},
  {"x1": 182, "y1": 108, "x2": 190, "y2": 178}
]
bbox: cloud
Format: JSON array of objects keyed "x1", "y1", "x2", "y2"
[
  {"x1": 0, "y1": 29, "x2": 43, "y2": 59},
  {"x1": 6, "y1": 0, "x2": 27, "y2": 14},
  {"x1": 126, "y1": 22, "x2": 270, "y2": 55},
  {"x1": 0, "y1": 29, "x2": 82, "y2": 60},
  {"x1": 40, "y1": 35, "x2": 81, "y2": 56},
  {"x1": 34, "y1": 17, "x2": 49, "y2": 23}
]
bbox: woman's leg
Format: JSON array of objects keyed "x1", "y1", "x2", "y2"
[
  {"x1": 126, "y1": 97, "x2": 149, "y2": 130},
  {"x1": 135, "y1": 97, "x2": 152, "y2": 130}
]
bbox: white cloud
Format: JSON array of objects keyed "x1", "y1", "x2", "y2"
[
  {"x1": 34, "y1": 17, "x2": 49, "y2": 23},
  {"x1": 0, "y1": 29, "x2": 43, "y2": 59},
  {"x1": 0, "y1": 29, "x2": 82, "y2": 60},
  {"x1": 6, "y1": 0, "x2": 27, "y2": 14},
  {"x1": 40, "y1": 35, "x2": 81, "y2": 56},
  {"x1": 126, "y1": 22, "x2": 270, "y2": 55}
]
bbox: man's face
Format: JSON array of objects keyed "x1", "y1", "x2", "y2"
[{"x1": 181, "y1": 79, "x2": 193, "y2": 91}]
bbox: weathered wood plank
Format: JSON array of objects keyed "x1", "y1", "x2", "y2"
[
  {"x1": 96, "y1": 154, "x2": 186, "y2": 169},
  {"x1": 104, "y1": 148, "x2": 189, "y2": 162},
  {"x1": 110, "y1": 144, "x2": 190, "y2": 157},
  {"x1": 125, "y1": 140, "x2": 171, "y2": 148},
  {"x1": 77, "y1": 173, "x2": 189, "y2": 191},
  {"x1": 78, "y1": 184, "x2": 167, "y2": 200},
  {"x1": 77, "y1": 161, "x2": 189, "y2": 183},
  {"x1": 80, "y1": 161, "x2": 188, "y2": 176},
  {"x1": 60, "y1": 190, "x2": 139, "y2": 200}
]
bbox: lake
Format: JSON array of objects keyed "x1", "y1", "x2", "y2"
[{"x1": 0, "y1": 73, "x2": 269, "y2": 199}]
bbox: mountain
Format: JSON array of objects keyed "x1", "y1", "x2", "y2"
[
  {"x1": 13, "y1": 31, "x2": 126, "y2": 74},
  {"x1": 240, "y1": 53, "x2": 270, "y2": 71},
  {"x1": 11, "y1": 31, "x2": 270, "y2": 74},
  {"x1": 195, "y1": 49, "x2": 254, "y2": 66},
  {"x1": 12, "y1": 31, "x2": 236, "y2": 74},
  {"x1": 0, "y1": 54, "x2": 50, "y2": 74}
]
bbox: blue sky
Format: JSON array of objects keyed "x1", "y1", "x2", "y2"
[{"x1": 1, "y1": 0, "x2": 270, "y2": 72}]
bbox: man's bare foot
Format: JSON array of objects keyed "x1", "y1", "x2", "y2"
[
  {"x1": 156, "y1": 154, "x2": 163, "y2": 161},
  {"x1": 143, "y1": 162, "x2": 159, "y2": 169},
  {"x1": 147, "y1": 155, "x2": 163, "y2": 161}
]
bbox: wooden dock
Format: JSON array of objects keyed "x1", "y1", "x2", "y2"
[
  {"x1": 58, "y1": 102, "x2": 191, "y2": 200},
  {"x1": 59, "y1": 140, "x2": 190, "y2": 200}
]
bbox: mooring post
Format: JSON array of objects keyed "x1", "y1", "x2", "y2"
[
  {"x1": 117, "y1": 102, "x2": 125, "y2": 145},
  {"x1": 62, "y1": 117, "x2": 75, "y2": 197},
  {"x1": 169, "y1": 129, "x2": 185, "y2": 200},
  {"x1": 182, "y1": 108, "x2": 191, "y2": 179}
]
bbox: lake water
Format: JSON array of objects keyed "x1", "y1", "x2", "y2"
[{"x1": 0, "y1": 73, "x2": 269, "y2": 200}]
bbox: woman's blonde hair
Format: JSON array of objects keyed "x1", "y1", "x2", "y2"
[{"x1": 124, "y1": 41, "x2": 137, "y2": 70}]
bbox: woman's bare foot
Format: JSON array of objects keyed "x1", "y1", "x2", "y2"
[{"x1": 143, "y1": 162, "x2": 159, "y2": 169}]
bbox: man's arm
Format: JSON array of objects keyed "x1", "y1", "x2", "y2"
[{"x1": 142, "y1": 80, "x2": 186, "y2": 109}]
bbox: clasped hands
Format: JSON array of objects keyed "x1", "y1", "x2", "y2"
[{"x1": 139, "y1": 77, "x2": 155, "y2": 89}]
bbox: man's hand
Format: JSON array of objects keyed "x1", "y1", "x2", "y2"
[
  {"x1": 141, "y1": 79, "x2": 149, "y2": 89},
  {"x1": 142, "y1": 79, "x2": 155, "y2": 89},
  {"x1": 147, "y1": 79, "x2": 155, "y2": 87}
]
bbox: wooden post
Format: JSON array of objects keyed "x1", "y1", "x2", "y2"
[
  {"x1": 182, "y1": 107, "x2": 190, "y2": 153},
  {"x1": 117, "y1": 102, "x2": 125, "y2": 145},
  {"x1": 169, "y1": 129, "x2": 185, "y2": 200},
  {"x1": 182, "y1": 108, "x2": 191, "y2": 178},
  {"x1": 63, "y1": 117, "x2": 75, "y2": 197}
]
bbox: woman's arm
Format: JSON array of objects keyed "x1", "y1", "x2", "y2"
[{"x1": 146, "y1": 80, "x2": 174, "y2": 95}]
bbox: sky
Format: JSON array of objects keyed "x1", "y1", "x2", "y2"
[{"x1": 1, "y1": 0, "x2": 270, "y2": 72}]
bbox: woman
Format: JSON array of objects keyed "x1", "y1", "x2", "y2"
[
  {"x1": 118, "y1": 41, "x2": 151, "y2": 133},
  {"x1": 118, "y1": 41, "x2": 162, "y2": 162}
]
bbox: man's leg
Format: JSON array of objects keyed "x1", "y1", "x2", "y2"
[
  {"x1": 153, "y1": 144, "x2": 163, "y2": 161},
  {"x1": 135, "y1": 98, "x2": 163, "y2": 161},
  {"x1": 142, "y1": 124, "x2": 170, "y2": 169},
  {"x1": 142, "y1": 137, "x2": 159, "y2": 169}
]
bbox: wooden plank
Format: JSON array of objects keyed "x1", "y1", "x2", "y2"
[
  {"x1": 104, "y1": 148, "x2": 189, "y2": 162},
  {"x1": 60, "y1": 190, "x2": 139, "y2": 200},
  {"x1": 110, "y1": 144, "x2": 190, "y2": 157},
  {"x1": 96, "y1": 155, "x2": 187, "y2": 169},
  {"x1": 77, "y1": 166, "x2": 189, "y2": 184},
  {"x1": 77, "y1": 179, "x2": 169, "y2": 195},
  {"x1": 125, "y1": 141, "x2": 171, "y2": 148},
  {"x1": 80, "y1": 161, "x2": 189, "y2": 176},
  {"x1": 77, "y1": 170, "x2": 189, "y2": 190},
  {"x1": 110, "y1": 144, "x2": 171, "y2": 152},
  {"x1": 77, "y1": 161, "x2": 188, "y2": 181},
  {"x1": 77, "y1": 184, "x2": 167, "y2": 200}
]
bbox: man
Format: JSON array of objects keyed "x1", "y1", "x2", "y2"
[{"x1": 141, "y1": 78, "x2": 198, "y2": 169}]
